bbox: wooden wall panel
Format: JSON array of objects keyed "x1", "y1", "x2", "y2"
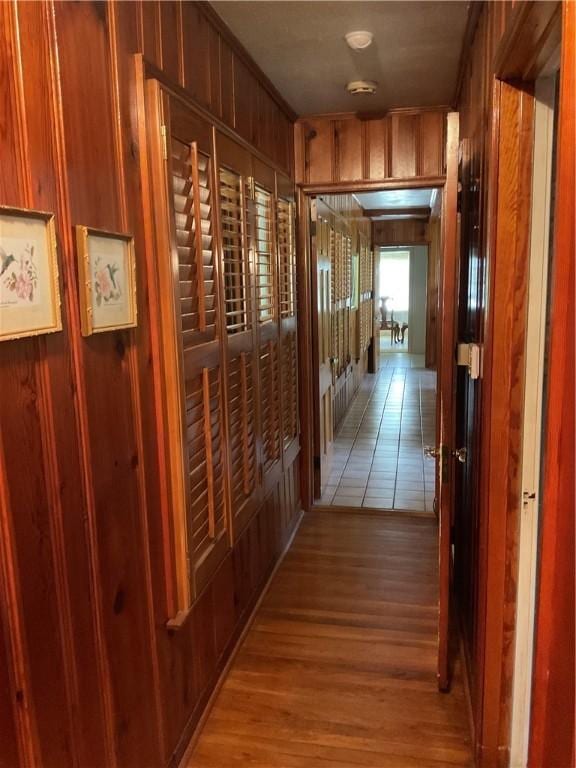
[
  {"x1": 372, "y1": 218, "x2": 428, "y2": 246},
  {"x1": 334, "y1": 118, "x2": 362, "y2": 181},
  {"x1": 182, "y1": 2, "x2": 210, "y2": 109},
  {"x1": 54, "y1": 5, "x2": 163, "y2": 765},
  {"x1": 140, "y1": 0, "x2": 161, "y2": 69},
  {"x1": 390, "y1": 113, "x2": 418, "y2": 178},
  {"x1": 160, "y1": 1, "x2": 181, "y2": 85},
  {"x1": 366, "y1": 118, "x2": 390, "y2": 179},
  {"x1": 296, "y1": 108, "x2": 446, "y2": 186},
  {"x1": 0, "y1": 2, "x2": 298, "y2": 768}
]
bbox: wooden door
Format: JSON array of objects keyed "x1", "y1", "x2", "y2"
[
  {"x1": 311, "y1": 198, "x2": 334, "y2": 498},
  {"x1": 146, "y1": 83, "x2": 231, "y2": 616},
  {"x1": 436, "y1": 112, "x2": 460, "y2": 690}
]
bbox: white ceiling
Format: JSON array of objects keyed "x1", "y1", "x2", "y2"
[
  {"x1": 211, "y1": 1, "x2": 470, "y2": 115},
  {"x1": 354, "y1": 188, "x2": 435, "y2": 219}
]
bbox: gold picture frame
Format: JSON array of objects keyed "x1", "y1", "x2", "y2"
[
  {"x1": 76, "y1": 226, "x2": 137, "y2": 336},
  {"x1": 0, "y1": 206, "x2": 62, "y2": 342}
]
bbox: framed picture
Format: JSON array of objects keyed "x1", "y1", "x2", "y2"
[
  {"x1": 0, "y1": 206, "x2": 62, "y2": 342},
  {"x1": 76, "y1": 226, "x2": 137, "y2": 336}
]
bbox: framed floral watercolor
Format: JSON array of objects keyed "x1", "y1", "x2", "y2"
[
  {"x1": 76, "y1": 226, "x2": 137, "y2": 336},
  {"x1": 0, "y1": 206, "x2": 62, "y2": 342}
]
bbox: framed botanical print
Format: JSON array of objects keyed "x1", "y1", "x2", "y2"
[
  {"x1": 0, "y1": 206, "x2": 62, "y2": 342},
  {"x1": 76, "y1": 226, "x2": 137, "y2": 336}
]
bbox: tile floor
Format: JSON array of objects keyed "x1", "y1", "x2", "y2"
[{"x1": 319, "y1": 350, "x2": 437, "y2": 513}]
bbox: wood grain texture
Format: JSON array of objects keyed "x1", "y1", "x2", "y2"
[
  {"x1": 296, "y1": 109, "x2": 447, "y2": 186},
  {"x1": 528, "y1": 3, "x2": 575, "y2": 764},
  {"x1": 456, "y1": 2, "x2": 565, "y2": 766},
  {"x1": 186, "y1": 512, "x2": 473, "y2": 767},
  {"x1": 0, "y1": 2, "x2": 298, "y2": 767}
]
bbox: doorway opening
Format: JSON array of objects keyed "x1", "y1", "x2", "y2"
[{"x1": 308, "y1": 186, "x2": 443, "y2": 513}]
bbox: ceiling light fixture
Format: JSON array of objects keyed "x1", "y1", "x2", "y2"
[
  {"x1": 345, "y1": 30, "x2": 374, "y2": 51},
  {"x1": 346, "y1": 80, "x2": 378, "y2": 96}
]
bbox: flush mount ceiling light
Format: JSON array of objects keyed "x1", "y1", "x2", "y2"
[
  {"x1": 345, "y1": 30, "x2": 374, "y2": 50},
  {"x1": 346, "y1": 80, "x2": 378, "y2": 96}
]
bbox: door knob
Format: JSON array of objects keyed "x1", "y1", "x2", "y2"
[
  {"x1": 424, "y1": 445, "x2": 440, "y2": 459},
  {"x1": 452, "y1": 447, "x2": 467, "y2": 463}
]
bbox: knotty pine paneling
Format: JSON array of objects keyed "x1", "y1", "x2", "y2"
[
  {"x1": 0, "y1": 2, "x2": 298, "y2": 768},
  {"x1": 295, "y1": 108, "x2": 447, "y2": 185}
]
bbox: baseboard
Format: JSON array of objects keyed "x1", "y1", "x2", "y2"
[{"x1": 174, "y1": 508, "x2": 305, "y2": 767}]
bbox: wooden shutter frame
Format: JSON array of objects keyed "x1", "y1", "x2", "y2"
[
  {"x1": 215, "y1": 132, "x2": 263, "y2": 538},
  {"x1": 146, "y1": 82, "x2": 233, "y2": 625}
]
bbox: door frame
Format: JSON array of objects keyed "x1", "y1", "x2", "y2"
[
  {"x1": 470, "y1": 4, "x2": 564, "y2": 766},
  {"x1": 297, "y1": 176, "x2": 447, "y2": 513}
]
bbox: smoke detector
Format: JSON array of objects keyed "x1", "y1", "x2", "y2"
[
  {"x1": 345, "y1": 31, "x2": 374, "y2": 50},
  {"x1": 346, "y1": 80, "x2": 378, "y2": 96}
]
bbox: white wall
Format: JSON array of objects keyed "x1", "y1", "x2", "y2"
[{"x1": 408, "y1": 246, "x2": 428, "y2": 354}]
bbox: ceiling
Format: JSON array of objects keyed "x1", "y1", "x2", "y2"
[
  {"x1": 211, "y1": 1, "x2": 470, "y2": 115},
  {"x1": 354, "y1": 188, "x2": 435, "y2": 219}
]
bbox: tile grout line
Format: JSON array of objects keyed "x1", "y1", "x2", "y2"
[{"x1": 360, "y1": 368, "x2": 393, "y2": 507}]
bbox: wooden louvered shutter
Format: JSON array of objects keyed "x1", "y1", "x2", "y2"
[
  {"x1": 216, "y1": 134, "x2": 260, "y2": 535},
  {"x1": 147, "y1": 85, "x2": 230, "y2": 619},
  {"x1": 276, "y1": 184, "x2": 298, "y2": 457},
  {"x1": 254, "y1": 161, "x2": 281, "y2": 488}
]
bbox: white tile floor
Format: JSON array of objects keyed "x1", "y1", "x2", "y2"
[{"x1": 319, "y1": 348, "x2": 437, "y2": 513}]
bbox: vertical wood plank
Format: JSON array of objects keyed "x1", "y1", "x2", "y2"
[
  {"x1": 420, "y1": 111, "x2": 446, "y2": 176},
  {"x1": 306, "y1": 118, "x2": 333, "y2": 183},
  {"x1": 182, "y1": 2, "x2": 210, "y2": 108},
  {"x1": 366, "y1": 117, "x2": 390, "y2": 180},
  {"x1": 139, "y1": 0, "x2": 161, "y2": 69},
  {"x1": 159, "y1": 0, "x2": 181, "y2": 85},
  {"x1": 334, "y1": 118, "x2": 362, "y2": 182},
  {"x1": 220, "y1": 39, "x2": 234, "y2": 128},
  {"x1": 390, "y1": 112, "x2": 418, "y2": 178}
]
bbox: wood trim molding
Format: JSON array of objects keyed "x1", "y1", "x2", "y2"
[
  {"x1": 299, "y1": 177, "x2": 446, "y2": 195},
  {"x1": 298, "y1": 105, "x2": 452, "y2": 122},
  {"x1": 494, "y1": 1, "x2": 562, "y2": 81},
  {"x1": 528, "y1": 2, "x2": 575, "y2": 763},
  {"x1": 476, "y1": 79, "x2": 535, "y2": 768}
]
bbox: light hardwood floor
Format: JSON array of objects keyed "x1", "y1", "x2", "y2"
[{"x1": 186, "y1": 512, "x2": 473, "y2": 767}]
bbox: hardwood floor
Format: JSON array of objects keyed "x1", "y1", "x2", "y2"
[{"x1": 186, "y1": 512, "x2": 473, "y2": 767}]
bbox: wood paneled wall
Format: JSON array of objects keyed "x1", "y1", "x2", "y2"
[
  {"x1": 0, "y1": 3, "x2": 298, "y2": 768},
  {"x1": 295, "y1": 109, "x2": 447, "y2": 186},
  {"x1": 456, "y1": 2, "x2": 570, "y2": 767},
  {"x1": 372, "y1": 218, "x2": 429, "y2": 246},
  {"x1": 315, "y1": 195, "x2": 372, "y2": 429}
]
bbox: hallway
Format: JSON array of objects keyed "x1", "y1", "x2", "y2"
[
  {"x1": 320, "y1": 353, "x2": 436, "y2": 512},
  {"x1": 186, "y1": 511, "x2": 473, "y2": 767}
]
